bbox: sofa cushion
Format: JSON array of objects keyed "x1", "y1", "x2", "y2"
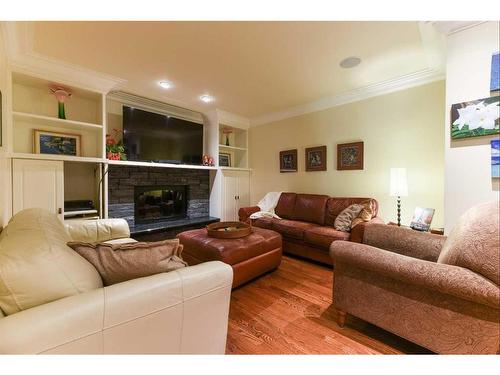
[
  {"x1": 438, "y1": 201, "x2": 500, "y2": 286},
  {"x1": 275, "y1": 193, "x2": 297, "y2": 219},
  {"x1": 272, "y1": 219, "x2": 319, "y2": 240},
  {"x1": 304, "y1": 226, "x2": 350, "y2": 249},
  {"x1": 325, "y1": 197, "x2": 378, "y2": 226},
  {"x1": 252, "y1": 216, "x2": 278, "y2": 229},
  {"x1": 0, "y1": 208, "x2": 103, "y2": 315},
  {"x1": 291, "y1": 194, "x2": 329, "y2": 225},
  {"x1": 67, "y1": 239, "x2": 187, "y2": 286},
  {"x1": 65, "y1": 219, "x2": 130, "y2": 243},
  {"x1": 334, "y1": 204, "x2": 364, "y2": 232}
]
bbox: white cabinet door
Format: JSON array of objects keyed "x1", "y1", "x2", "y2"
[
  {"x1": 12, "y1": 159, "x2": 64, "y2": 220},
  {"x1": 237, "y1": 171, "x2": 250, "y2": 209},
  {"x1": 222, "y1": 172, "x2": 239, "y2": 221},
  {"x1": 221, "y1": 170, "x2": 250, "y2": 221}
]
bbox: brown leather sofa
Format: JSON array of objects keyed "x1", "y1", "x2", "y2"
[
  {"x1": 330, "y1": 201, "x2": 500, "y2": 354},
  {"x1": 239, "y1": 193, "x2": 382, "y2": 265}
]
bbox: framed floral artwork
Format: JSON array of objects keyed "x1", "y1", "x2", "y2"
[
  {"x1": 450, "y1": 96, "x2": 499, "y2": 139},
  {"x1": 337, "y1": 141, "x2": 364, "y2": 170},
  {"x1": 280, "y1": 149, "x2": 297, "y2": 172},
  {"x1": 305, "y1": 146, "x2": 327, "y2": 171}
]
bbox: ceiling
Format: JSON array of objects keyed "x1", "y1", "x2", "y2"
[{"x1": 30, "y1": 21, "x2": 433, "y2": 119}]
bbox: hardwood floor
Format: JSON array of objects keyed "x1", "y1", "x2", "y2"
[{"x1": 226, "y1": 255, "x2": 431, "y2": 354}]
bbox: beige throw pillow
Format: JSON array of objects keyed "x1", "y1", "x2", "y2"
[
  {"x1": 67, "y1": 239, "x2": 187, "y2": 286},
  {"x1": 334, "y1": 204, "x2": 364, "y2": 232},
  {"x1": 351, "y1": 199, "x2": 376, "y2": 228}
]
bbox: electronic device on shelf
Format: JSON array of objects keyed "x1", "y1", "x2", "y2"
[{"x1": 64, "y1": 200, "x2": 98, "y2": 220}]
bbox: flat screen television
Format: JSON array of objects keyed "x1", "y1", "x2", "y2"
[{"x1": 123, "y1": 106, "x2": 204, "y2": 165}]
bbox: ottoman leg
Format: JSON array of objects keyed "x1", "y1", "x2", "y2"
[{"x1": 337, "y1": 310, "x2": 347, "y2": 327}]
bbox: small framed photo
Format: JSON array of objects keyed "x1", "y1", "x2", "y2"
[
  {"x1": 280, "y1": 149, "x2": 297, "y2": 172},
  {"x1": 219, "y1": 152, "x2": 232, "y2": 167},
  {"x1": 305, "y1": 146, "x2": 327, "y2": 171},
  {"x1": 34, "y1": 129, "x2": 81, "y2": 156},
  {"x1": 410, "y1": 207, "x2": 435, "y2": 232},
  {"x1": 337, "y1": 141, "x2": 364, "y2": 170}
]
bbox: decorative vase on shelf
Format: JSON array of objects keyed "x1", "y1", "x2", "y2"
[
  {"x1": 50, "y1": 86, "x2": 72, "y2": 120},
  {"x1": 222, "y1": 128, "x2": 233, "y2": 147}
]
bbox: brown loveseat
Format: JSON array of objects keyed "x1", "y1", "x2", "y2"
[
  {"x1": 330, "y1": 201, "x2": 500, "y2": 354},
  {"x1": 239, "y1": 193, "x2": 382, "y2": 265}
]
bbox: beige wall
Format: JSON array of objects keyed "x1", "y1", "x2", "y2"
[
  {"x1": 444, "y1": 22, "x2": 500, "y2": 233},
  {"x1": 249, "y1": 80, "x2": 445, "y2": 227}
]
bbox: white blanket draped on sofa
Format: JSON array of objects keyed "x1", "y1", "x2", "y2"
[{"x1": 249, "y1": 192, "x2": 282, "y2": 219}]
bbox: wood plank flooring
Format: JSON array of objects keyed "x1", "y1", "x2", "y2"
[{"x1": 226, "y1": 255, "x2": 431, "y2": 354}]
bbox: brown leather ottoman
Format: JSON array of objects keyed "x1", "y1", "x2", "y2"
[{"x1": 177, "y1": 227, "x2": 282, "y2": 288}]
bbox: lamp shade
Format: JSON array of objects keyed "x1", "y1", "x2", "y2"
[{"x1": 390, "y1": 168, "x2": 408, "y2": 197}]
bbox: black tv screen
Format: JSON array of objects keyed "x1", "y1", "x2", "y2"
[{"x1": 123, "y1": 106, "x2": 203, "y2": 165}]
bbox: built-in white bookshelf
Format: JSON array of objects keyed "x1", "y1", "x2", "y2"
[
  {"x1": 11, "y1": 71, "x2": 105, "y2": 160},
  {"x1": 218, "y1": 124, "x2": 249, "y2": 169}
]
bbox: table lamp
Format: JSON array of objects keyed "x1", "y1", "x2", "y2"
[{"x1": 390, "y1": 168, "x2": 408, "y2": 226}]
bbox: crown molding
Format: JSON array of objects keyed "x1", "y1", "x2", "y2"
[
  {"x1": 431, "y1": 21, "x2": 486, "y2": 36},
  {"x1": 216, "y1": 109, "x2": 250, "y2": 129},
  {"x1": 1, "y1": 22, "x2": 126, "y2": 93},
  {"x1": 250, "y1": 67, "x2": 444, "y2": 127}
]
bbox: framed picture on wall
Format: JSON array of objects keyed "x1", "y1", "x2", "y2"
[
  {"x1": 450, "y1": 96, "x2": 499, "y2": 139},
  {"x1": 491, "y1": 52, "x2": 499, "y2": 92},
  {"x1": 410, "y1": 207, "x2": 435, "y2": 232},
  {"x1": 492, "y1": 139, "x2": 500, "y2": 178},
  {"x1": 34, "y1": 129, "x2": 81, "y2": 156},
  {"x1": 305, "y1": 146, "x2": 327, "y2": 171},
  {"x1": 219, "y1": 152, "x2": 232, "y2": 167},
  {"x1": 337, "y1": 141, "x2": 364, "y2": 170},
  {"x1": 280, "y1": 149, "x2": 298, "y2": 172}
]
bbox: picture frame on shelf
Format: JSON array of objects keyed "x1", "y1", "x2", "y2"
[
  {"x1": 337, "y1": 141, "x2": 364, "y2": 170},
  {"x1": 219, "y1": 152, "x2": 232, "y2": 167},
  {"x1": 450, "y1": 96, "x2": 499, "y2": 139},
  {"x1": 305, "y1": 145, "x2": 327, "y2": 171},
  {"x1": 34, "y1": 129, "x2": 81, "y2": 156},
  {"x1": 280, "y1": 149, "x2": 298, "y2": 172}
]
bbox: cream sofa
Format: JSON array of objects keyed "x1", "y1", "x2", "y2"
[{"x1": 0, "y1": 208, "x2": 233, "y2": 354}]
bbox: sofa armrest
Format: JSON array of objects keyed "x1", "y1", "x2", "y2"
[
  {"x1": 0, "y1": 261, "x2": 233, "y2": 354},
  {"x1": 362, "y1": 223, "x2": 446, "y2": 261},
  {"x1": 238, "y1": 206, "x2": 260, "y2": 222},
  {"x1": 330, "y1": 241, "x2": 499, "y2": 309},
  {"x1": 65, "y1": 218, "x2": 130, "y2": 243},
  {"x1": 350, "y1": 217, "x2": 385, "y2": 243}
]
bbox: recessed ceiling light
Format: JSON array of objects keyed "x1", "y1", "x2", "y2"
[
  {"x1": 158, "y1": 81, "x2": 172, "y2": 89},
  {"x1": 200, "y1": 94, "x2": 214, "y2": 103},
  {"x1": 339, "y1": 56, "x2": 362, "y2": 69}
]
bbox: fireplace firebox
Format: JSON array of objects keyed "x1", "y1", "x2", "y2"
[{"x1": 134, "y1": 185, "x2": 187, "y2": 224}]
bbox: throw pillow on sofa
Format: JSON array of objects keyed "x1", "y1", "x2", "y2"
[
  {"x1": 67, "y1": 239, "x2": 188, "y2": 286},
  {"x1": 334, "y1": 204, "x2": 364, "y2": 232},
  {"x1": 351, "y1": 199, "x2": 376, "y2": 228}
]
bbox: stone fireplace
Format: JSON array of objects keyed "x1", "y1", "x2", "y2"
[{"x1": 108, "y1": 165, "x2": 210, "y2": 228}]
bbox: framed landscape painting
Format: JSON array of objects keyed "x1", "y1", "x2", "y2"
[
  {"x1": 450, "y1": 96, "x2": 499, "y2": 139},
  {"x1": 492, "y1": 139, "x2": 500, "y2": 178},
  {"x1": 337, "y1": 141, "x2": 364, "y2": 170},
  {"x1": 280, "y1": 149, "x2": 297, "y2": 172},
  {"x1": 34, "y1": 130, "x2": 81, "y2": 156},
  {"x1": 305, "y1": 146, "x2": 327, "y2": 171}
]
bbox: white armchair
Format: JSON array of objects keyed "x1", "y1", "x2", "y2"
[{"x1": 0, "y1": 209, "x2": 233, "y2": 354}]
